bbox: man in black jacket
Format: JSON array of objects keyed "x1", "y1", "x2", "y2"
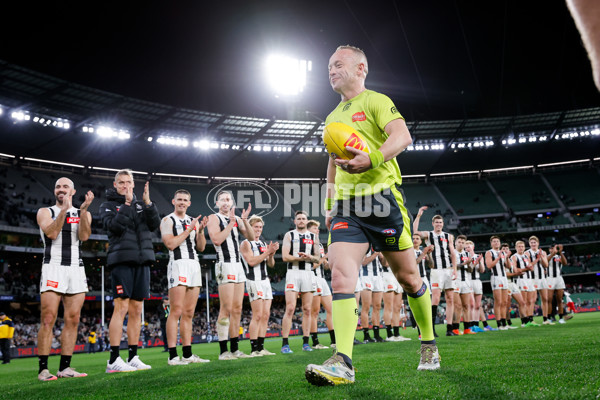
[{"x1": 99, "y1": 169, "x2": 161, "y2": 373}]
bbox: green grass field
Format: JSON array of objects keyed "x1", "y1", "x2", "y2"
[{"x1": 2, "y1": 313, "x2": 599, "y2": 400}]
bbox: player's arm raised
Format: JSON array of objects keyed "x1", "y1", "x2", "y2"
[
  {"x1": 236, "y1": 204, "x2": 255, "y2": 241},
  {"x1": 413, "y1": 207, "x2": 428, "y2": 237},
  {"x1": 195, "y1": 216, "x2": 208, "y2": 253},
  {"x1": 78, "y1": 191, "x2": 94, "y2": 242}
]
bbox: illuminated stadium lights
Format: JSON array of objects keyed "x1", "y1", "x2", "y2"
[
  {"x1": 96, "y1": 126, "x2": 130, "y2": 140},
  {"x1": 10, "y1": 111, "x2": 30, "y2": 121},
  {"x1": 193, "y1": 140, "x2": 210, "y2": 150},
  {"x1": 32, "y1": 115, "x2": 70, "y2": 129},
  {"x1": 253, "y1": 145, "x2": 262, "y2": 151},
  {"x1": 265, "y1": 55, "x2": 312, "y2": 96},
  {"x1": 262, "y1": 145, "x2": 272, "y2": 152},
  {"x1": 82, "y1": 126, "x2": 95, "y2": 133},
  {"x1": 157, "y1": 136, "x2": 188, "y2": 147}
]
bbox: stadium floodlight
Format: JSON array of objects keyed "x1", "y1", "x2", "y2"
[{"x1": 265, "y1": 55, "x2": 311, "y2": 96}]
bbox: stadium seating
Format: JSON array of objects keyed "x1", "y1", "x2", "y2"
[
  {"x1": 488, "y1": 175, "x2": 558, "y2": 212},
  {"x1": 435, "y1": 180, "x2": 504, "y2": 216}
]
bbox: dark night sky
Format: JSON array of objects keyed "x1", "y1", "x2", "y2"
[{"x1": 1, "y1": 0, "x2": 599, "y2": 122}]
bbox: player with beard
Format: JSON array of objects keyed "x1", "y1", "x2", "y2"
[
  {"x1": 207, "y1": 190, "x2": 254, "y2": 360},
  {"x1": 36, "y1": 177, "x2": 93, "y2": 380}
]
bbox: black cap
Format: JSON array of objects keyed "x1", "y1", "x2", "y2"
[{"x1": 0, "y1": 311, "x2": 5, "y2": 316}]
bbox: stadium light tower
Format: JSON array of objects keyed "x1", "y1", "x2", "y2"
[{"x1": 265, "y1": 55, "x2": 312, "y2": 97}]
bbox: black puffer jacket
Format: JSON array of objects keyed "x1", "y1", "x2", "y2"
[{"x1": 99, "y1": 188, "x2": 161, "y2": 267}]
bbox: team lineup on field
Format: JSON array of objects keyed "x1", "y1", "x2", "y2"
[{"x1": 27, "y1": 45, "x2": 576, "y2": 388}]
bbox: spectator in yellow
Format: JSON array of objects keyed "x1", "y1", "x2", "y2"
[
  {"x1": 0, "y1": 311, "x2": 15, "y2": 364},
  {"x1": 88, "y1": 330, "x2": 97, "y2": 354}
]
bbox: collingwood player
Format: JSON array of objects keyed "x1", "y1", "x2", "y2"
[
  {"x1": 360, "y1": 247, "x2": 385, "y2": 343},
  {"x1": 36, "y1": 177, "x2": 93, "y2": 381},
  {"x1": 160, "y1": 189, "x2": 210, "y2": 365},
  {"x1": 413, "y1": 206, "x2": 457, "y2": 337},
  {"x1": 241, "y1": 215, "x2": 279, "y2": 357},
  {"x1": 281, "y1": 211, "x2": 320, "y2": 353},
  {"x1": 485, "y1": 236, "x2": 511, "y2": 330},
  {"x1": 465, "y1": 240, "x2": 487, "y2": 332},
  {"x1": 547, "y1": 244, "x2": 567, "y2": 323},
  {"x1": 207, "y1": 191, "x2": 254, "y2": 360},
  {"x1": 454, "y1": 235, "x2": 475, "y2": 335},
  {"x1": 307, "y1": 220, "x2": 335, "y2": 350},
  {"x1": 505, "y1": 243, "x2": 528, "y2": 329},
  {"x1": 511, "y1": 240, "x2": 538, "y2": 327},
  {"x1": 527, "y1": 236, "x2": 551, "y2": 325}
]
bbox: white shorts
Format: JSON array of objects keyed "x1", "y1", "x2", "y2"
[
  {"x1": 315, "y1": 276, "x2": 332, "y2": 297},
  {"x1": 430, "y1": 269, "x2": 456, "y2": 291},
  {"x1": 508, "y1": 281, "x2": 520, "y2": 295},
  {"x1": 532, "y1": 277, "x2": 549, "y2": 291},
  {"x1": 546, "y1": 276, "x2": 565, "y2": 290},
  {"x1": 246, "y1": 279, "x2": 273, "y2": 301},
  {"x1": 40, "y1": 264, "x2": 88, "y2": 295},
  {"x1": 354, "y1": 276, "x2": 362, "y2": 293},
  {"x1": 456, "y1": 280, "x2": 473, "y2": 294},
  {"x1": 491, "y1": 276, "x2": 509, "y2": 291},
  {"x1": 360, "y1": 274, "x2": 384, "y2": 292},
  {"x1": 216, "y1": 262, "x2": 246, "y2": 285},
  {"x1": 382, "y1": 271, "x2": 402, "y2": 293},
  {"x1": 285, "y1": 269, "x2": 316, "y2": 293},
  {"x1": 471, "y1": 279, "x2": 483, "y2": 295},
  {"x1": 517, "y1": 278, "x2": 536, "y2": 292},
  {"x1": 167, "y1": 259, "x2": 202, "y2": 289}
]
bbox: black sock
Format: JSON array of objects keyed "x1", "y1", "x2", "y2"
[
  {"x1": 182, "y1": 345, "x2": 192, "y2": 359},
  {"x1": 520, "y1": 317, "x2": 526, "y2": 325},
  {"x1": 128, "y1": 345, "x2": 138, "y2": 362},
  {"x1": 446, "y1": 324, "x2": 452, "y2": 332},
  {"x1": 329, "y1": 330, "x2": 336, "y2": 344},
  {"x1": 38, "y1": 355, "x2": 49, "y2": 373},
  {"x1": 58, "y1": 355, "x2": 71, "y2": 372},
  {"x1": 386, "y1": 325, "x2": 393, "y2": 337},
  {"x1": 559, "y1": 313, "x2": 564, "y2": 319},
  {"x1": 482, "y1": 320, "x2": 489, "y2": 327},
  {"x1": 282, "y1": 337, "x2": 289, "y2": 347},
  {"x1": 169, "y1": 347, "x2": 178, "y2": 360},
  {"x1": 543, "y1": 316, "x2": 548, "y2": 322},
  {"x1": 258, "y1": 337, "x2": 265, "y2": 351},
  {"x1": 230, "y1": 337, "x2": 239, "y2": 353},
  {"x1": 311, "y1": 332, "x2": 319, "y2": 346},
  {"x1": 393, "y1": 326, "x2": 400, "y2": 336},
  {"x1": 338, "y1": 352, "x2": 353, "y2": 369},
  {"x1": 373, "y1": 326, "x2": 380, "y2": 338},
  {"x1": 507, "y1": 319, "x2": 512, "y2": 326},
  {"x1": 219, "y1": 340, "x2": 228, "y2": 354},
  {"x1": 432, "y1": 305, "x2": 438, "y2": 326},
  {"x1": 303, "y1": 336, "x2": 309, "y2": 345},
  {"x1": 501, "y1": 319, "x2": 507, "y2": 327},
  {"x1": 109, "y1": 346, "x2": 120, "y2": 364},
  {"x1": 363, "y1": 328, "x2": 371, "y2": 341}
]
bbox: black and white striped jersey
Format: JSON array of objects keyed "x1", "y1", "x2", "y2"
[
  {"x1": 213, "y1": 213, "x2": 241, "y2": 263},
  {"x1": 488, "y1": 249, "x2": 507, "y2": 277},
  {"x1": 287, "y1": 230, "x2": 317, "y2": 271},
  {"x1": 242, "y1": 240, "x2": 269, "y2": 281},
  {"x1": 40, "y1": 206, "x2": 84, "y2": 267},
  {"x1": 167, "y1": 213, "x2": 198, "y2": 261},
  {"x1": 426, "y1": 231, "x2": 452, "y2": 270}
]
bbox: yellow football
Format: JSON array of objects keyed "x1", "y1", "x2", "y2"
[{"x1": 322, "y1": 122, "x2": 370, "y2": 160}]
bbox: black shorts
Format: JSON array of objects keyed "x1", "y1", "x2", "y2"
[
  {"x1": 328, "y1": 184, "x2": 413, "y2": 252},
  {"x1": 110, "y1": 264, "x2": 150, "y2": 300}
]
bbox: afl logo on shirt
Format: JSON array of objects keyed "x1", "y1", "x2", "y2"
[
  {"x1": 67, "y1": 217, "x2": 80, "y2": 224},
  {"x1": 382, "y1": 228, "x2": 396, "y2": 236}
]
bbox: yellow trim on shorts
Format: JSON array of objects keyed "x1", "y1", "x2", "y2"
[{"x1": 390, "y1": 184, "x2": 413, "y2": 251}]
